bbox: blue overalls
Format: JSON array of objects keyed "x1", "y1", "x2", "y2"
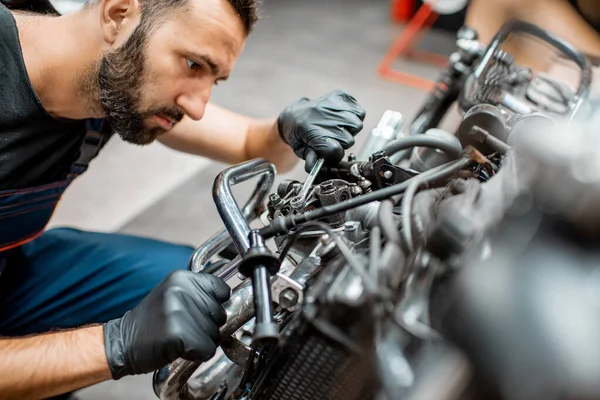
[{"x1": 0, "y1": 121, "x2": 194, "y2": 336}]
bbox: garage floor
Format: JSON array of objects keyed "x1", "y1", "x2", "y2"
[{"x1": 47, "y1": 0, "x2": 456, "y2": 398}]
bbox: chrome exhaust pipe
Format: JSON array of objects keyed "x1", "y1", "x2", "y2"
[
  {"x1": 185, "y1": 353, "x2": 243, "y2": 400},
  {"x1": 153, "y1": 159, "x2": 276, "y2": 400}
]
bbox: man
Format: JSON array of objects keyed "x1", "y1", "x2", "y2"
[{"x1": 0, "y1": 0, "x2": 366, "y2": 398}]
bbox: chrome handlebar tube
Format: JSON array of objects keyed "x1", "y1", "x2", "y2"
[{"x1": 153, "y1": 159, "x2": 277, "y2": 400}]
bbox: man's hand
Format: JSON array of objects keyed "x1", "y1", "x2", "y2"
[
  {"x1": 277, "y1": 89, "x2": 366, "y2": 172},
  {"x1": 103, "y1": 270, "x2": 231, "y2": 379}
]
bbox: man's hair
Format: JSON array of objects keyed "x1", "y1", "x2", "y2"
[
  {"x1": 87, "y1": 0, "x2": 260, "y2": 35},
  {"x1": 221, "y1": 0, "x2": 260, "y2": 34}
]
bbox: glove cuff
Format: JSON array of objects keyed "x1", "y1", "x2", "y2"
[
  {"x1": 276, "y1": 116, "x2": 289, "y2": 145},
  {"x1": 103, "y1": 318, "x2": 129, "y2": 380}
]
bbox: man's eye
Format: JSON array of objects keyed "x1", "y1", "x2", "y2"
[{"x1": 186, "y1": 59, "x2": 202, "y2": 71}]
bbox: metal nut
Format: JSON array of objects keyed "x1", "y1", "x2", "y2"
[
  {"x1": 350, "y1": 185, "x2": 362, "y2": 196},
  {"x1": 358, "y1": 179, "x2": 372, "y2": 189},
  {"x1": 320, "y1": 181, "x2": 335, "y2": 194},
  {"x1": 268, "y1": 193, "x2": 282, "y2": 205},
  {"x1": 279, "y1": 288, "x2": 299, "y2": 309},
  {"x1": 320, "y1": 234, "x2": 332, "y2": 246},
  {"x1": 383, "y1": 170, "x2": 393, "y2": 180}
]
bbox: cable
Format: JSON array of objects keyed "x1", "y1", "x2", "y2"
[
  {"x1": 203, "y1": 259, "x2": 230, "y2": 275},
  {"x1": 260, "y1": 157, "x2": 474, "y2": 239},
  {"x1": 277, "y1": 222, "x2": 330, "y2": 264},
  {"x1": 378, "y1": 200, "x2": 402, "y2": 244},
  {"x1": 383, "y1": 135, "x2": 463, "y2": 159},
  {"x1": 390, "y1": 157, "x2": 472, "y2": 204},
  {"x1": 399, "y1": 157, "x2": 474, "y2": 251},
  {"x1": 369, "y1": 226, "x2": 381, "y2": 285},
  {"x1": 402, "y1": 177, "x2": 423, "y2": 253}
]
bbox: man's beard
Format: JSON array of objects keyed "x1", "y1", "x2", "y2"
[{"x1": 95, "y1": 22, "x2": 184, "y2": 145}]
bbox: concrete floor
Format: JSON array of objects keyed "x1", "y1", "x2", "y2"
[{"x1": 44, "y1": 0, "x2": 456, "y2": 398}]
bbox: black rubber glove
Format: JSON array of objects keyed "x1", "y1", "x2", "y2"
[
  {"x1": 277, "y1": 89, "x2": 366, "y2": 172},
  {"x1": 103, "y1": 270, "x2": 231, "y2": 380}
]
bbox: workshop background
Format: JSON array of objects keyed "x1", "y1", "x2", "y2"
[{"x1": 46, "y1": 0, "x2": 460, "y2": 398}]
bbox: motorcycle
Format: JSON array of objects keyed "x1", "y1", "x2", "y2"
[{"x1": 153, "y1": 20, "x2": 599, "y2": 400}]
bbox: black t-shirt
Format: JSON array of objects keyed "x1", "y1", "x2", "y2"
[
  {"x1": 0, "y1": 4, "x2": 99, "y2": 190},
  {"x1": 570, "y1": 0, "x2": 600, "y2": 34}
]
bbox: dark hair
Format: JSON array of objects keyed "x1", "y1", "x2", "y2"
[
  {"x1": 87, "y1": 0, "x2": 260, "y2": 35},
  {"x1": 223, "y1": 0, "x2": 260, "y2": 34}
]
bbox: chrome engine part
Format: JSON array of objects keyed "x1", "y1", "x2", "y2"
[{"x1": 153, "y1": 19, "x2": 599, "y2": 400}]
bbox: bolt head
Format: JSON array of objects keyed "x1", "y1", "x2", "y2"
[
  {"x1": 320, "y1": 233, "x2": 332, "y2": 246},
  {"x1": 279, "y1": 288, "x2": 299, "y2": 309},
  {"x1": 359, "y1": 179, "x2": 372, "y2": 189},
  {"x1": 350, "y1": 185, "x2": 362, "y2": 196},
  {"x1": 268, "y1": 193, "x2": 282, "y2": 204},
  {"x1": 320, "y1": 181, "x2": 335, "y2": 193}
]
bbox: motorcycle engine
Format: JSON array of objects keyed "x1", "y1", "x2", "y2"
[{"x1": 153, "y1": 18, "x2": 598, "y2": 400}]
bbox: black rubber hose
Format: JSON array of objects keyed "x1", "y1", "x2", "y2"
[
  {"x1": 383, "y1": 135, "x2": 463, "y2": 160},
  {"x1": 378, "y1": 200, "x2": 402, "y2": 244},
  {"x1": 401, "y1": 176, "x2": 422, "y2": 252},
  {"x1": 390, "y1": 156, "x2": 473, "y2": 204},
  {"x1": 203, "y1": 259, "x2": 230, "y2": 275},
  {"x1": 260, "y1": 157, "x2": 473, "y2": 239},
  {"x1": 369, "y1": 226, "x2": 381, "y2": 285}
]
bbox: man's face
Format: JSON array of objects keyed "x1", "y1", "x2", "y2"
[{"x1": 97, "y1": 0, "x2": 246, "y2": 145}]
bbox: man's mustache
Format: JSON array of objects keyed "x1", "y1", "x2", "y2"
[{"x1": 142, "y1": 107, "x2": 185, "y2": 124}]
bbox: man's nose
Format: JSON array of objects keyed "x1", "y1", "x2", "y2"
[{"x1": 175, "y1": 81, "x2": 213, "y2": 121}]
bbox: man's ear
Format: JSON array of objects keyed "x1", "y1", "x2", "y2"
[{"x1": 98, "y1": 0, "x2": 141, "y2": 46}]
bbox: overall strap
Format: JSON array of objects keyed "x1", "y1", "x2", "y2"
[
  {"x1": 0, "y1": 121, "x2": 111, "y2": 261},
  {"x1": 70, "y1": 119, "x2": 112, "y2": 175}
]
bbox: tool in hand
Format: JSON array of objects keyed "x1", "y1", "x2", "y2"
[
  {"x1": 290, "y1": 158, "x2": 325, "y2": 210},
  {"x1": 239, "y1": 230, "x2": 281, "y2": 347}
]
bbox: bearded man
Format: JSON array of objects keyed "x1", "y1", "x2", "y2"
[{"x1": 0, "y1": 0, "x2": 366, "y2": 398}]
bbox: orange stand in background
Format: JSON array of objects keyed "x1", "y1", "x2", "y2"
[
  {"x1": 379, "y1": 1, "x2": 449, "y2": 91},
  {"x1": 392, "y1": 0, "x2": 416, "y2": 22}
]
